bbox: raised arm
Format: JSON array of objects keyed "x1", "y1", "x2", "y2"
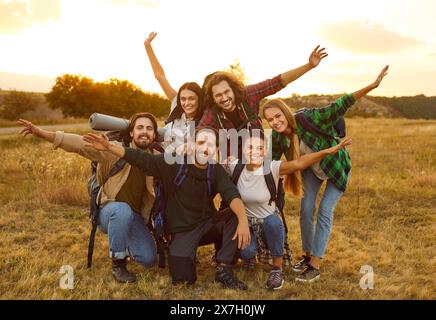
[
  {"x1": 352, "y1": 65, "x2": 389, "y2": 101},
  {"x1": 279, "y1": 138, "x2": 352, "y2": 175},
  {"x1": 280, "y1": 45, "x2": 328, "y2": 86},
  {"x1": 144, "y1": 32, "x2": 178, "y2": 100}
]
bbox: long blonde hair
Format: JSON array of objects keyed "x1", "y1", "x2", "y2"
[{"x1": 263, "y1": 100, "x2": 303, "y2": 198}]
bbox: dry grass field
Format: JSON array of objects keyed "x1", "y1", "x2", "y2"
[{"x1": 0, "y1": 118, "x2": 435, "y2": 300}]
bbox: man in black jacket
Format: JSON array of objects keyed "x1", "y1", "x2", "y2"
[{"x1": 83, "y1": 127, "x2": 251, "y2": 290}]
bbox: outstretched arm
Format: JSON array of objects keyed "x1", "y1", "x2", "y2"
[
  {"x1": 83, "y1": 133, "x2": 125, "y2": 157},
  {"x1": 352, "y1": 65, "x2": 389, "y2": 100},
  {"x1": 18, "y1": 119, "x2": 55, "y2": 142},
  {"x1": 83, "y1": 133, "x2": 165, "y2": 178},
  {"x1": 280, "y1": 45, "x2": 328, "y2": 86},
  {"x1": 306, "y1": 65, "x2": 390, "y2": 129},
  {"x1": 144, "y1": 32, "x2": 177, "y2": 101},
  {"x1": 279, "y1": 138, "x2": 352, "y2": 175},
  {"x1": 18, "y1": 119, "x2": 118, "y2": 162}
]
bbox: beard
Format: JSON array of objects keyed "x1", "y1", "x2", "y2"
[{"x1": 133, "y1": 134, "x2": 152, "y2": 150}]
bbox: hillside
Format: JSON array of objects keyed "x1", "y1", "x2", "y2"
[
  {"x1": 273, "y1": 94, "x2": 436, "y2": 119},
  {"x1": 2, "y1": 89, "x2": 436, "y2": 121}
]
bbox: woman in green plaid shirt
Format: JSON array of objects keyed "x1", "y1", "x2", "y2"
[{"x1": 262, "y1": 66, "x2": 389, "y2": 283}]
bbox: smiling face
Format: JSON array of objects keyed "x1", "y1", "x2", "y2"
[
  {"x1": 130, "y1": 117, "x2": 156, "y2": 149},
  {"x1": 263, "y1": 107, "x2": 289, "y2": 133},
  {"x1": 194, "y1": 129, "x2": 217, "y2": 165},
  {"x1": 243, "y1": 136, "x2": 266, "y2": 166},
  {"x1": 211, "y1": 80, "x2": 236, "y2": 112},
  {"x1": 180, "y1": 89, "x2": 199, "y2": 119}
]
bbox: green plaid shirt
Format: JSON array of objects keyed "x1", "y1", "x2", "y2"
[{"x1": 271, "y1": 94, "x2": 356, "y2": 192}]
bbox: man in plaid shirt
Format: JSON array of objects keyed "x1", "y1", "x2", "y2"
[{"x1": 199, "y1": 45, "x2": 329, "y2": 133}]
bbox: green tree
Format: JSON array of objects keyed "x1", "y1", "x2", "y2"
[
  {"x1": 46, "y1": 74, "x2": 171, "y2": 119},
  {"x1": 0, "y1": 90, "x2": 39, "y2": 120}
]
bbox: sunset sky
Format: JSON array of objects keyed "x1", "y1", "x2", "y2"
[{"x1": 0, "y1": 0, "x2": 435, "y2": 97}]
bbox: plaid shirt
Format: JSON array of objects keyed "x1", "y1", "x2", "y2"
[
  {"x1": 272, "y1": 94, "x2": 356, "y2": 192},
  {"x1": 199, "y1": 75, "x2": 285, "y2": 130},
  {"x1": 248, "y1": 214, "x2": 292, "y2": 267}
]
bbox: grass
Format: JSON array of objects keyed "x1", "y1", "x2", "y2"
[
  {"x1": 0, "y1": 118, "x2": 435, "y2": 300},
  {"x1": 0, "y1": 118, "x2": 89, "y2": 128}
]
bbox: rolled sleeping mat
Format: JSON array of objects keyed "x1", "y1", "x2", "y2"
[
  {"x1": 88, "y1": 113, "x2": 167, "y2": 141},
  {"x1": 88, "y1": 113, "x2": 129, "y2": 131}
]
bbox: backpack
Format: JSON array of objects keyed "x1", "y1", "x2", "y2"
[
  {"x1": 86, "y1": 130, "x2": 164, "y2": 269},
  {"x1": 294, "y1": 108, "x2": 346, "y2": 139},
  {"x1": 149, "y1": 163, "x2": 216, "y2": 269},
  {"x1": 148, "y1": 178, "x2": 167, "y2": 268},
  {"x1": 87, "y1": 131, "x2": 128, "y2": 268},
  {"x1": 231, "y1": 162, "x2": 288, "y2": 234}
]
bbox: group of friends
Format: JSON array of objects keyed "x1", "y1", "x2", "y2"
[{"x1": 18, "y1": 32, "x2": 389, "y2": 291}]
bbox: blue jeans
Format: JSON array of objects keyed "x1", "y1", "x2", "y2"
[
  {"x1": 98, "y1": 202, "x2": 157, "y2": 267},
  {"x1": 300, "y1": 168, "x2": 347, "y2": 258},
  {"x1": 240, "y1": 213, "x2": 285, "y2": 260}
]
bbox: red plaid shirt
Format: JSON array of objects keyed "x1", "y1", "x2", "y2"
[{"x1": 199, "y1": 75, "x2": 285, "y2": 130}]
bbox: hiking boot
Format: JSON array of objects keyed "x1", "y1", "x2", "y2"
[
  {"x1": 295, "y1": 264, "x2": 320, "y2": 283},
  {"x1": 215, "y1": 264, "x2": 247, "y2": 291},
  {"x1": 292, "y1": 255, "x2": 311, "y2": 273},
  {"x1": 266, "y1": 268, "x2": 285, "y2": 290},
  {"x1": 242, "y1": 258, "x2": 256, "y2": 271},
  {"x1": 112, "y1": 258, "x2": 137, "y2": 283}
]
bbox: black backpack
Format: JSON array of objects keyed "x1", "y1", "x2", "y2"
[
  {"x1": 231, "y1": 162, "x2": 288, "y2": 234},
  {"x1": 294, "y1": 108, "x2": 346, "y2": 139},
  {"x1": 87, "y1": 131, "x2": 128, "y2": 268}
]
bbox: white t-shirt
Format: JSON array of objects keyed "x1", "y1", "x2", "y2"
[
  {"x1": 229, "y1": 160, "x2": 282, "y2": 219},
  {"x1": 299, "y1": 140, "x2": 329, "y2": 180},
  {"x1": 162, "y1": 97, "x2": 195, "y2": 154}
]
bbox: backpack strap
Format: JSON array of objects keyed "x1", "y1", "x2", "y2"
[
  {"x1": 263, "y1": 170, "x2": 277, "y2": 207},
  {"x1": 295, "y1": 109, "x2": 344, "y2": 139},
  {"x1": 87, "y1": 157, "x2": 127, "y2": 269},
  {"x1": 231, "y1": 161, "x2": 245, "y2": 185},
  {"x1": 295, "y1": 109, "x2": 328, "y2": 137},
  {"x1": 263, "y1": 166, "x2": 289, "y2": 235}
]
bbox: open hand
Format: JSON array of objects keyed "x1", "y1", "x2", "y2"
[
  {"x1": 309, "y1": 45, "x2": 328, "y2": 68},
  {"x1": 144, "y1": 31, "x2": 157, "y2": 47},
  {"x1": 337, "y1": 137, "x2": 352, "y2": 150},
  {"x1": 372, "y1": 65, "x2": 389, "y2": 88},
  {"x1": 17, "y1": 119, "x2": 44, "y2": 138},
  {"x1": 83, "y1": 133, "x2": 111, "y2": 151}
]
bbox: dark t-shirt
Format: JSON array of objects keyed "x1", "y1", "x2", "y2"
[
  {"x1": 115, "y1": 164, "x2": 147, "y2": 214},
  {"x1": 224, "y1": 107, "x2": 244, "y2": 129},
  {"x1": 123, "y1": 149, "x2": 241, "y2": 234}
]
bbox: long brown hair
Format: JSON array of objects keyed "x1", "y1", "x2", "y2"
[
  {"x1": 165, "y1": 82, "x2": 204, "y2": 125},
  {"x1": 204, "y1": 71, "x2": 246, "y2": 110},
  {"x1": 263, "y1": 99, "x2": 303, "y2": 197}
]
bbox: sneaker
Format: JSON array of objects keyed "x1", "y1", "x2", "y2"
[
  {"x1": 242, "y1": 258, "x2": 256, "y2": 271},
  {"x1": 292, "y1": 255, "x2": 311, "y2": 273},
  {"x1": 266, "y1": 269, "x2": 285, "y2": 290},
  {"x1": 295, "y1": 264, "x2": 320, "y2": 283},
  {"x1": 215, "y1": 264, "x2": 248, "y2": 291}
]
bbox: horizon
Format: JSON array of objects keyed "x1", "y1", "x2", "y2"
[{"x1": 1, "y1": 0, "x2": 435, "y2": 97}]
